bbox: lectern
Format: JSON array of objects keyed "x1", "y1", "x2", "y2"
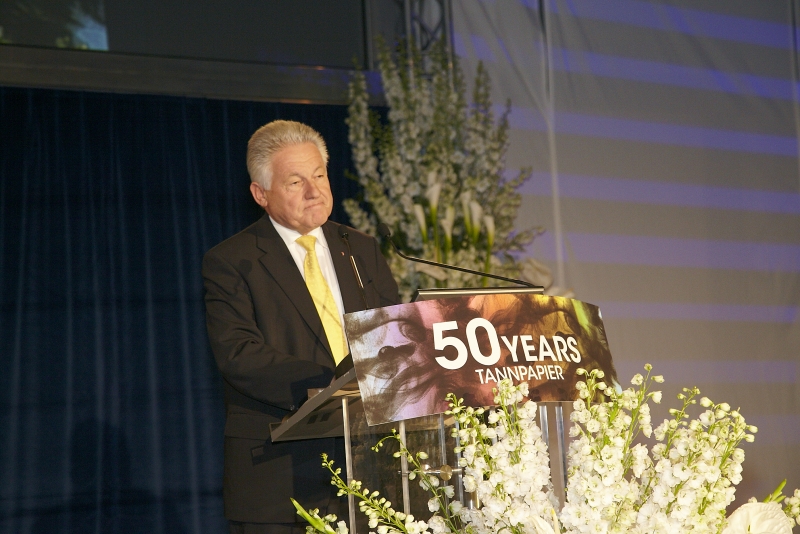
[
  {"x1": 270, "y1": 291, "x2": 614, "y2": 533},
  {"x1": 270, "y1": 367, "x2": 462, "y2": 534}
]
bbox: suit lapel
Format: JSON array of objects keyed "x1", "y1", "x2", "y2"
[
  {"x1": 255, "y1": 216, "x2": 334, "y2": 359},
  {"x1": 323, "y1": 222, "x2": 366, "y2": 314}
]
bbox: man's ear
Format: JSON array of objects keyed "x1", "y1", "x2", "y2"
[{"x1": 250, "y1": 182, "x2": 269, "y2": 210}]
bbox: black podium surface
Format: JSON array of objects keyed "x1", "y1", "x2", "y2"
[{"x1": 269, "y1": 367, "x2": 362, "y2": 442}]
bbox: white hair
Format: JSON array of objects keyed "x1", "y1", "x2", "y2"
[{"x1": 246, "y1": 120, "x2": 329, "y2": 189}]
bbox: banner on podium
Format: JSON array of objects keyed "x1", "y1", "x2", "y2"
[{"x1": 344, "y1": 293, "x2": 616, "y2": 426}]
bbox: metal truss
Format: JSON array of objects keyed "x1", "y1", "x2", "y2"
[{"x1": 403, "y1": 0, "x2": 453, "y2": 57}]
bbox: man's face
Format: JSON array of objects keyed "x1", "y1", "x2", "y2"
[{"x1": 250, "y1": 142, "x2": 333, "y2": 234}]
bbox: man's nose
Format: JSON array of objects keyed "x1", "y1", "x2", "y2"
[{"x1": 304, "y1": 179, "x2": 321, "y2": 197}]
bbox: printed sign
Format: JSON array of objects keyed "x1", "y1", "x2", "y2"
[{"x1": 344, "y1": 293, "x2": 616, "y2": 426}]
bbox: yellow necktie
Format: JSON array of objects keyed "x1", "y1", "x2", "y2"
[{"x1": 296, "y1": 235, "x2": 348, "y2": 364}]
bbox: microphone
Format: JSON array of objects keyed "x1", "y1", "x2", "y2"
[
  {"x1": 337, "y1": 224, "x2": 370, "y2": 310},
  {"x1": 336, "y1": 224, "x2": 370, "y2": 379},
  {"x1": 377, "y1": 223, "x2": 542, "y2": 289}
]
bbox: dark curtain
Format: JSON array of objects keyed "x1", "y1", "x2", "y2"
[{"x1": 0, "y1": 86, "x2": 361, "y2": 534}]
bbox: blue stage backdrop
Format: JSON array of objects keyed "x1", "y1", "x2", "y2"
[{"x1": 0, "y1": 87, "x2": 361, "y2": 534}]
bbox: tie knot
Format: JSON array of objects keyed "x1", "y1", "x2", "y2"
[{"x1": 296, "y1": 235, "x2": 317, "y2": 252}]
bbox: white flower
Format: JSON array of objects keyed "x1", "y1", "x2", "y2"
[
  {"x1": 722, "y1": 502, "x2": 793, "y2": 534},
  {"x1": 483, "y1": 215, "x2": 495, "y2": 247},
  {"x1": 427, "y1": 497, "x2": 439, "y2": 512},
  {"x1": 463, "y1": 475, "x2": 477, "y2": 492},
  {"x1": 345, "y1": 42, "x2": 540, "y2": 296},
  {"x1": 529, "y1": 515, "x2": 556, "y2": 534},
  {"x1": 699, "y1": 410, "x2": 714, "y2": 425},
  {"x1": 412, "y1": 204, "x2": 428, "y2": 242},
  {"x1": 404, "y1": 518, "x2": 428, "y2": 534},
  {"x1": 425, "y1": 182, "x2": 442, "y2": 213},
  {"x1": 301, "y1": 367, "x2": 789, "y2": 534},
  {"x1": 460, "y1": 191, "x2": 472, "y2": 231},
  {"x1": 469, "y1": 201, "x2": 483, "y2": 237},
  {"x1": 426, "y1": 169, "x2": 439, "y2": 188},
  {"x1": 440, "y1": 206, "x2": 455, "y2": 241},
  {"x1": 427, "y1": 515, "x2": 447, "y2": 534}
]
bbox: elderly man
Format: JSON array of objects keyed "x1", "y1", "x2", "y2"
[{"x1": 202, "y1": 120, "x2": 399, "y2": 534}]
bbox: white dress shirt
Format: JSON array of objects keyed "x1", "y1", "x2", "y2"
[{"x1": 269, "y1": 217, "x2": 346, "y2": 328}]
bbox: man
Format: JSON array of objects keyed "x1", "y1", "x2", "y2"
[{"x1": 202, "y1": 120, "x2": 399, "y2": 533}]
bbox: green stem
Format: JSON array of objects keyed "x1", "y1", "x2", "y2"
[{"x1": 430, "y1": 206, "x2": 440, "y2": 263}]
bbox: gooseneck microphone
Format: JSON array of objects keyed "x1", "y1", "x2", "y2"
[
  {"x1": 377, "y1": 222, "x2": 542, "y2": 289},
  {"x1": 335, "y1": 224, "x2": 372, "y2": 378},
  {"x1": 337, "y1": 224, "x2": 370, "y2": 311}
]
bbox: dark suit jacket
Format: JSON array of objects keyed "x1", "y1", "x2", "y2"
[{"x1": 202, "y1": 215, "x2": 399, "y2": 524}]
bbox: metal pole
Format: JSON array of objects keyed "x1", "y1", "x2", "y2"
[
  {"x1": 363, "y1": 0, "x2": 374, "y2": 70},
  {"x1": 453, "y1": 418, "x2": 464, "y2": 505},
  {"x1": 342, "y1": 397, "x2": 357, "y2": 534},
  {"x1": 443, "y1": 0, "x2": 453, "y2": 63},
  {"x1": 544, "y1": 403, "x2": 567, "y2": 509},
  {"x1": 403, "y1": 0, "x2": 413, "y2": 58},
  {"x1": 555, "y1": 403, "x2": 569, "y2": 504},
  {"x1": 398, "y1": 420, "x2": 411, "y2": 515},
  {"x1": 438, "y1": 414, "x2": 448, "y2": 468}
]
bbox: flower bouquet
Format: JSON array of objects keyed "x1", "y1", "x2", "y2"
[
  {"x1": 344, "y1": 40, "x2": 548, "y2": 301},
  {"x1": 292, "y1": 367, "x2": 800, "y2": 534}
]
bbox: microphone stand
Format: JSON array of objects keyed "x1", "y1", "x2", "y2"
[{"x1": 377, "y1": 223, "x2": 542, "y2": 290}]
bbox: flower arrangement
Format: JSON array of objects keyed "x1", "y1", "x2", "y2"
[
  {"x1": 344, "y1": 40, "x2": 547, "y2": 301},
  {"x1": 292, "y1": 366, "x2": 800, "y2": 534}
]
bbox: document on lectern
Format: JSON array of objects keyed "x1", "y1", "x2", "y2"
[{"x1": 343, "y1": 293, "x2": 616, "y2": 426}]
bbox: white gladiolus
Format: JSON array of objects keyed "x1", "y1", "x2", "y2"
[
  {"x1": 561, "y1": 366, "x2": 762, "y2": 534},
  {"x1": 344, "y1": 43, "x2": 540, "y2": 300},
  {"x1": 292, "y1": 366, "x2": 789, "y2": 534}
]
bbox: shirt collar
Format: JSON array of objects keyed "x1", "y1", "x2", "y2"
[{"x1": 269, "y1": 216, "x2": 328, "y2": 250}]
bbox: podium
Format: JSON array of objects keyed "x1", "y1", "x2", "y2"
[
  {"x1": 270, "y1": 291, "x2": 613, "y2": 533},
  {"x1": 271, "y1": 367, "x2": 461, "y2": 534},
  {"x1": 270, "y1": 370, "x2": 574, "y2": 534}
]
